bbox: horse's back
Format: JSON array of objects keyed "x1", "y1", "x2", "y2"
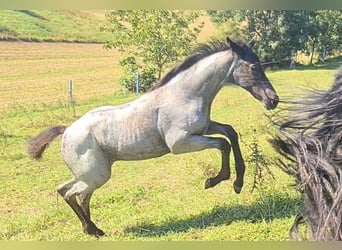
[{"x1": 62, "y1": 98, "x2": 170, "y2": 162}]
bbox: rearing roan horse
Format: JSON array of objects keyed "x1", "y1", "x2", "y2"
[{"x1": 27, "y1": 37, "x2": 279, "y2": 237}]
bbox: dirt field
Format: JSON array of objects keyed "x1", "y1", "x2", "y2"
[{"x1": 0, "y1": 42, "x2": 122, "y2": 112}]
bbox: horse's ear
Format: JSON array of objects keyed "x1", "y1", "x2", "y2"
[
  {"x1": 226, "y1": 37, "x2": 233, "y2": 45},
  {"x1": 226, "y1": 37, "x2": 243, "y2": 54},
  {"x1": 226, "y1": 37, "x2": 237, "y2": 48},
  {"x1": 248, "y1": 37, "x2": 256, "y2": 48}
]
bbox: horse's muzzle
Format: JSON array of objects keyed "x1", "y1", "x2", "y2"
[
  {"x1": 264, "y1": 88, "x2": 279, "y2": 110},
  {"x1": 265, "y1": 96, "x2": 279, "y2": 110}
]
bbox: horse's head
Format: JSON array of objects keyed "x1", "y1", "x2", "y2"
[{"x1": 227, "y1": 37, "x2": 279, "y2": 110}]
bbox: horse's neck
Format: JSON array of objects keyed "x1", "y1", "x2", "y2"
[{"x1": 170, "y1": 50, "x2": 234, "y2": 103}]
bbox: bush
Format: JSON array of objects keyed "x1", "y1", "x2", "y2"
[{"x1": 119, "y1": 56, "x2": 157, "y2": 93}]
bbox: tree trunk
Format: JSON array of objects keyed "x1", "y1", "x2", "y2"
[
  {"x1": 309, "y1": 39, "x2": 316, "y2": 65},
  {"x1": 158, "y1": 68, "x2": 162, "y2": 80}
]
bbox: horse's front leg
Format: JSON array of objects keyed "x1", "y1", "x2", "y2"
[
  {"x1": 203, "y1": 139, "x2": 231, "y2": 190},
  {"x1": 206, "y1": 120, "x2": 245, "y2": 194},
  {"x1": 166, "y1": 134, "x2": 231, "y2": 189}
]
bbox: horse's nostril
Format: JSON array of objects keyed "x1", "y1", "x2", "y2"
[
  {"x1": 271, "y1": 97, "x2": 279, "y2": 108},
  {"x1": 273, "y1": 96, "x2": 279, "y2": 104},
  {"x1": 266, "y1": 97, "x2": 279, "y2": 110}
]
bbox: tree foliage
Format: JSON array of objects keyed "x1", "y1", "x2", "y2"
[
  {"x1": 102, "y1": 10, "x2": 203, "y2": 92},
  {"x1": 208, "y1": 10, "x2": 342, "y2": 65},
  {"x1": 118, "y1": 55, "x2": 157, "y2": 93}
]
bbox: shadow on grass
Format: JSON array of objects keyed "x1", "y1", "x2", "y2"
[
  {"x1": 294, "y1": 56, "x2": 342, "y2": 71},
  {"x1": 15, "y1": 10, "x2": 48, "y2": 21},
  {"x1": 264, "y1": 56, "x2": 341, "y2": 72},
  {"x1": 124, "y1": 193, "x2": 302, "y2": 237}
]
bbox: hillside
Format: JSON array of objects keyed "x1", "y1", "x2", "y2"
[
  {"x1": 0, "y1": 10, "x2": 216, "y2": 44},
  {"x1": 0, "y1": 10, "x2": 111, "y2": 43}
]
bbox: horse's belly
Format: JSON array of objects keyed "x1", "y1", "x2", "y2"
[
  {"x1": 107, "y1": 131, "x2": 170, "y2": 161},
  {"x1": 116, "y1": 147, "x2": 169, "y2": 161},
  {"x1": 115, "y1": 139, "x2": 170, "y2": 160}
]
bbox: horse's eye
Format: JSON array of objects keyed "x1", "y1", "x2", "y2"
[{"x1": 250, "y1": 64, "x2": 257, "y2": 71}]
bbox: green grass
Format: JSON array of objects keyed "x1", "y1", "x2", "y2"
[
  {"x1": 0, "y1": 10, "x2": 215, "y2": 44},
  {"x1": 1, "y1": 59, "x2": 340, "y2": 240},
  {"x1": 0, "y1": 10, "x2": 111, "y2": 43}
]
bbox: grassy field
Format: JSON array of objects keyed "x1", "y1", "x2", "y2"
[
  {"x1": 0, "y1": 10, "x2": 215, "y2": 44},
  {"x1": 0, "y1": 42, "x2": 123, "y2": 112},
  {"x1": 0, "y1": 10, "x2": 111, "y2": 43},
  {"x1": 1, "y1": 41, "x2": 340, "y2": 241}
]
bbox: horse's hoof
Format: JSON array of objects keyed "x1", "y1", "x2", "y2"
[
  {"x1": 95, "y1": 228, "x2": 105, "y2": 237},
  {"x1": 233, "y1": 182, "x2": 242, "y2": 194},
  {"x1": 205, "y1": 178, "x2": 213, "y2": 189},
  {"x1": 85, "y1": 225, "x2": 105, "y2": 237}
]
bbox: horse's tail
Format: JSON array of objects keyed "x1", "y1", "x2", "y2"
[{"x1": 27, "y1": 125, "x2": 67, "y2": 160}]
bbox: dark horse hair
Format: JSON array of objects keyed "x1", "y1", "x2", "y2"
[
  {"x1": 271, "y1": 66, "x2": 342, "y2": 240},
  {"x1": 27, "y1": 125, "x2": 66, "y2": 160}
]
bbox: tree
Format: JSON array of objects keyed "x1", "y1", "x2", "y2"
[
  {"x1": 102, "y1": 10, "x2": 203, "y2": 92},
  {"x1": 208, "y1": 10, "x2": 290, "y2": 62},
  {"x1": 314, "y1": 10, "x2": 342, "y2": 62},
  {"x1": 207, "y1": 10, "x2": 342, "y2": 65}
]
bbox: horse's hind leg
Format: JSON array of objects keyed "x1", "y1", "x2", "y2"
[
  {"x1": 206, "y1": 121, "x2": 246, "y2": 193},
  {"x1": 79, "y1": 192, "x2": 93, "y2": 220},
  {"x1": 57, "y1": 180, "x2": 104, "y2": 237}
]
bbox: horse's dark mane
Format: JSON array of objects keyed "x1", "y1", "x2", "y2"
[
  {"x1": 150, "y1": 39, "x2": 243, "y2": 91},
  {"x1": 271, "y1": 66, "x2": 342, "y2": 240},
  {"x1": 279, "y1": 67, "x2": 342, "y2": 133}
]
